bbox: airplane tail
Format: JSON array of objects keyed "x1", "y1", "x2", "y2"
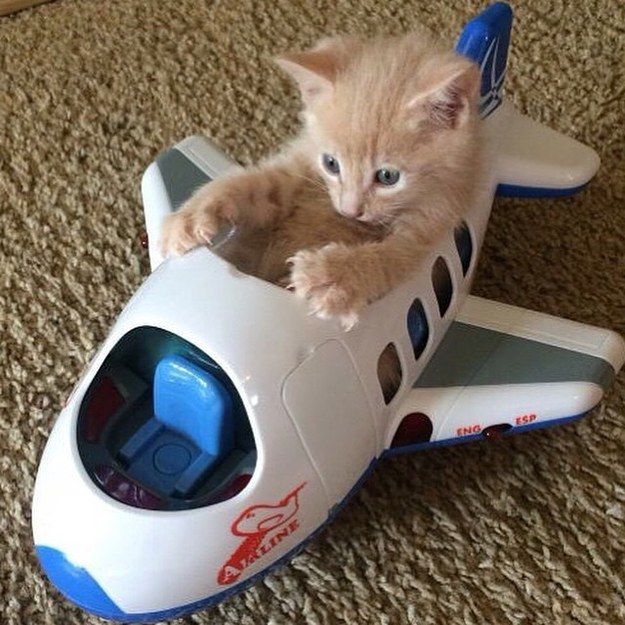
[{"x1": 456, "y1": 2, "x2": 513, "y2": 118}]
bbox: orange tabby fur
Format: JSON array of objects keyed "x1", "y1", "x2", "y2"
[{"x1": 161, "y1": 32, "x2": 483, "y2": 330}]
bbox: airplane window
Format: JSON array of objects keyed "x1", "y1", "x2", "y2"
[
  {"x1": 454, "y1": 221, "x2": 473, "y2": 276},
  {"x1": 391, "y1": 413, "x2": 433, "y2": 447},
  {"x1": 432, "y1": 257, "x2": 453, "y2": 316},
  {"x1": 407, "y1": 299, "x2": 429, "y2": 360},
  {"x1": 377, "y1": 343, "x2": 402, "y2": 404}
]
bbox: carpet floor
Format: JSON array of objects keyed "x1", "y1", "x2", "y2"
[{"x1": 1, "y1": 1, "x2": 624, "y2": 624}]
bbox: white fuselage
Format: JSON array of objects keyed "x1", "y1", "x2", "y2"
[{"x1": 32, "y1": 101, "x2": 615, "y2": 618}]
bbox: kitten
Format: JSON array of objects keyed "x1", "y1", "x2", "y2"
[{"x1": 161, "y1": 33, "x2": 482, "y2": 331}]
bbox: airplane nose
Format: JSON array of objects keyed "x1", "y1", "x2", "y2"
[{"x1": 36, "y1": 545, "x2": 126, "y2": 619}]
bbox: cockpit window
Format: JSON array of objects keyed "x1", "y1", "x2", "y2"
[{"x1": 77, "y1": 327, "x2": 256, "y2": 511}]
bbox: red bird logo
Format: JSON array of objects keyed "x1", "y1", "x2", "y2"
[{"x1": 217, "y1": 482, "x2": 306, "y2": 585}]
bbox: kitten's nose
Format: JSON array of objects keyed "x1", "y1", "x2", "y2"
[{"x1": 340, "y1": 193, "x2": 363, "y2": 218}]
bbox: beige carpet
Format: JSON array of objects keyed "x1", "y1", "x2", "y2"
[{"x1": 1, "y1": 0, "x2": 624, "y2": 623}]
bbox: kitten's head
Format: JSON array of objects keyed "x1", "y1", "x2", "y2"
[{"x1": 277, "y1": 34, "x2": 481, "y2": 227}]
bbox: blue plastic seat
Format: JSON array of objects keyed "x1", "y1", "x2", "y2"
[{"x1": 118, "y1": 354, "x2": 234, "y2": 498}]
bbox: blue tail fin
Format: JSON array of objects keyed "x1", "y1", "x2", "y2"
[{"x1": 456, "y1": 2, "x2": 513, "y2": 117}]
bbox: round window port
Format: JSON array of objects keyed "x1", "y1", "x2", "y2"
[{"x1": 391, "y1": 413, "x2": 433, "y2": 447}]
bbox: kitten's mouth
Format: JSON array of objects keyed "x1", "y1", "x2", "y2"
[
  {"x1": 356, "y1": 213, "x2": 385, "y2": 226},
  {"x1": 339, "y1": 212, "x2": 372, "y2": 225}
]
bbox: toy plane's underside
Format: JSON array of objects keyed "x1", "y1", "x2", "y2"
[{"x1": 142, "y1": 131, "x2": 621, "y2": 454}]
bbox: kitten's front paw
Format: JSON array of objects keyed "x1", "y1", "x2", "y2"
[
  {"x1": 289, "y1": 244, "x2": 365, "y2": 330},
  {"x1": 160, "y1": 192, "x2": 236, "y2": 257}
]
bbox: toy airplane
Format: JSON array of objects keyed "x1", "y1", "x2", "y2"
[{"x1": 32, "y1": 3, "x2": 624, "y2": 622}]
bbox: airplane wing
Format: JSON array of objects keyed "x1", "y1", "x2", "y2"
[
  {"x1": 141, "y1": 136, "x2": 237, "y2": 270},
  {"x1": 389, "y1": 296, "x2": 625, "y2": 452}
]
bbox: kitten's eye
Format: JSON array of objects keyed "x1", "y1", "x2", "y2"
[
  {"x1": 322, "y1": 154, "x2": 340, "y2": 176},
  {"x1": 375, "y1": 168, "x2": 401, "y2": 186}
]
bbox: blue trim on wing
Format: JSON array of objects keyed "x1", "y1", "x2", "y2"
[{"x1": 496, "y1": 182, "x2": 589, "y2": 198}]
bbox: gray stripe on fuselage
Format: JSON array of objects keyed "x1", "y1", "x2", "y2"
[
  {"x1": 156, "y1": 148, "x2": 212, "y2": 211},
  {"x1": 415, "y1": 322, "x2": 615, "y2": 391}
]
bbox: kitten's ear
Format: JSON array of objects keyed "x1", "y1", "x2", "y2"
[
  {"x1": 276, "y1": 50, "x2": 336, "y2": 105},
  {"x1": 276, "y1": 37, "x2": 358, "y2": 105},
  {"x1": 408, "y1": 57, "x2": 480, "y2": 129}
]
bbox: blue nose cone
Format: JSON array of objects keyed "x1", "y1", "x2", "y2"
[{"x1": 35, "y1": 546, "x2": 125, "y2": 620}]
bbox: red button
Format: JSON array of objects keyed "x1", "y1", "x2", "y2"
[
  {"x1": 83, "y1": 377, "x2": 125, "y2": 443},
  {"x1": 482, "y1": 424, "x2": 512, "y2": 439},
  {"x1": 139, "y1": 231, "x2": 149, "y2": 250}
]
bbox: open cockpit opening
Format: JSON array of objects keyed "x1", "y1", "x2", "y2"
[{"x1": 77, "y1": 327, "x2": 256, "y2": 511}]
